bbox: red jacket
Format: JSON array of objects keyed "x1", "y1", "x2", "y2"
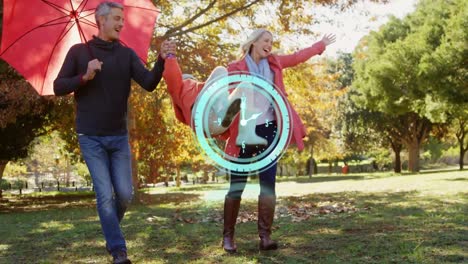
[
  {"x1": 163, "y1": 58, "x2": 205, "y2": 126},
  {"x1": 223, "y1": 41, "x2": 326, "y2": 157}
]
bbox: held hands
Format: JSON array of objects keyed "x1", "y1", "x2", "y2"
[
  {"x1": 321, "y1": 33, "x2": 336, "y2": 46},
  {"x1": 83, "y1": 59, "x2": 103, "y2": 82},
  {"x1": 160, "y1": 39, "x2": 177, "y2": 59}
]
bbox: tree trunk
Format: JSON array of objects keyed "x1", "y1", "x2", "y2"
[
  {"x1": 456, "y1": 122, "x2": 467, "y2": 170},
  {"x1": 128, "y1": 102, "x2": 142, "y2": 204},
  {"x1": 394, "y1": 151, "x2": 402, "y2": 173},
  {"x1": 407, "y1": 140, "x2": 420, "y2": 173},
  {"x1": 308, "y1": 147, "x2": 314, "y2": 179},
  {"x1": 131, "y1": 149, "x2": 142, "y2": 203},
  {"x1": 397, "y1": 114, "x2": 431, "y2": 173},
  {"x1": 459, "y1": 145, "x2": 466, "y2": 170},
  {"x1": 66, "y1": 158, "x2": 71, "y2": 187},
  {"x1": 149, "y1": 159, "x2": 158, "y2": 183},
  {"x1": 0, "y1": 160, "x2": 9, "y2": 198},
  {"x1": 176, "y1": 166, "x2": 181, "y2": 187},
  {"x1": 203, "y1": 170, "x2": 208, "y2": 183},
  {"x1": 390, "y1": 140, "x2": 402, "y2": 173},
  {"x1": 307, "y1": 158, "x2": 312, "y2": 179},
  {"x1": 164, "y1": 174, "x2": 170, "y2": 186}
]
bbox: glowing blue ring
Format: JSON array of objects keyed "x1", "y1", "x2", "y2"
[
  {"x1": 203, "y1": 84, "x2": 280, "y2": 163},
  {"x1": 193, "y1": 74, "x2": 291, "y2": 173}
]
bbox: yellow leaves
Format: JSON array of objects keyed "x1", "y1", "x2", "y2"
[
  {"x1": 281, "y1": 57, "x2": 346, "y2": 159},
  {"x1": 128, "y1": 80, "x2": 205, "y2": 182}
]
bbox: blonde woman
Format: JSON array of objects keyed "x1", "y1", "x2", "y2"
[{"x1": 221, "y1": 29, "x2": 336, "y2": 253}]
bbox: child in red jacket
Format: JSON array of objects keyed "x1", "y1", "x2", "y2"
[{"x1": 163, "y1": 56, "x2": 265, "y2": 143}]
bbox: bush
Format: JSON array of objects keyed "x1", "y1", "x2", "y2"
[
  {"x1": 11, "y1": 180, "x2": 26, "y2": 189},
  {"x1": 1, "y1": 179, "x2": 10, "y2": 191},
  {"x1": 438, "y1": 146, "x2": 464, "y2": 165},
  {"x1": 423, "y1": 136, "x2": 451, "y2": 163}
]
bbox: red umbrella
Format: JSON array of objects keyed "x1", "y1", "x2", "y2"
[{"x1": 0, "y1": 0, "x2": 159, "y2": 95}]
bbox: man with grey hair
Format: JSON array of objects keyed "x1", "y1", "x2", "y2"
[{"x1": 54, "y1": 1, "x2": 175, "y2": 263}]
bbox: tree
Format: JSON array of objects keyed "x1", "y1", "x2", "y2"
[
  {"x1": 128, "y1": 84, "x2": 200, "y2": 187},
  {"x1": 330, "y1": 52, "x2": 406, "y2": 173},
  {"x1": 74, "y1": 162, "x2": 91, "y2": 186},
  {"x1": 25, "y1": 132, "x2": 72, "y2": 186},
  {"x1": 339, "y1": 90, "x2": 406, "y2": 172},
  {"x1": 450, "y1": 110, "x2": 468, "y2": 170},
  {"x1": 0, "y1": 75, "x2": 53, "y2": 198},
  {"x1": 0, "y1": 0, "x2": 55, "y2": 198},
  {"x1": 418, "y1": 0, "x2": 467, "y2": 170},
  {"x1": 352, "y1": 0, "x2": 465, "y2": 172},
  {"x1": 279, "y1": 57, "x2": 345, "y2": 175}
]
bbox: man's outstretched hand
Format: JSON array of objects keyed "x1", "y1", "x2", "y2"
[{"x1": 161, "y1": 40, "x2": 177, "y2": 59}]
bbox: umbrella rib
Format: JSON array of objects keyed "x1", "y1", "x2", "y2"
[
  {"x1": 80, "y1": 8, "x2": 95, "y2": 13},
  {"x1": 40, "y1": 19, "x2": 76, "y2": 94},
  {"x1": 78, "y1": 9, "x2": 95, "y2": 21},
  {"x1": 0, "y1": 15, "x2": 71, "y2": 56},
  {"x1": 79, "y1": 16, "x2": 96, "y2": 24},
  {"x1": 79, "y1": 19, "x2": 98, "y2": 28},
  {"x1": 77, "y1": 22, "x2": 88, "y2": 43},
  {"x1": 41, "y1": 21, "x2": 75, "y2": 28},
  {"x1": 77, "y1": 2, "x2": 96, "y2": 28},
  {"x1": 75, "y1": 0, "x2": 89, "y2": 13},
  {"x1": 74, "y1": 18, "x2": 95, "y2": 58},
  {"x1": 41, "y1": 0, "x2": 69, "y2": 16},
  {"x1": 56, "y1": 21, "x2": 77, "y2": 46},
  {"x1": 70, "y1": 0, "x2": 94, "y2": 57}
]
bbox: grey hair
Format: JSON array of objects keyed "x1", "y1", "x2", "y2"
[
  {"x1": 239, "y1": 29, "x2": 273, "y2": 59},
  {"x1": 95, "y1": 1, "x2": 124, "y2": 28}
]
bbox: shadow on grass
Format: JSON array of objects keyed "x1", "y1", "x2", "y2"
[
  {"x1": 0, "y1": 191, "x2": 203, "y2": 213},
  {"x1": 445, "y1": 177, "x2": 468, "y2": 182},
  {"x1": 1, "y1": 190, "x2": 466, "y2": 263},
  {"x1": 403, "y1": 168, "x2": 463, "y2": 175},
  {"x1": 0, "y1": 193, "x2": 96, "y2": 213},
  {"x1": 138, "y1": 192, "x2": 201, "y2": 205},
  {"x1": 177, "y1": 184, "x2": 226, "y2": 192},
  {"x1": 141, "y1": 184, "x2": 227, "y2": 194},
  {"x1": 275, "y1": 175, "x2": 367, "y2": 184}
]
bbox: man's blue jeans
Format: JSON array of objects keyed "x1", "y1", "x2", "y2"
[{"x1": 78, "y1": 134, "x2": 133, "y2": 253}]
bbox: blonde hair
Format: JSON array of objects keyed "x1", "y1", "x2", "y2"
[{"x1": 239, "y1": 29, "x2": 273, "y2": 59}]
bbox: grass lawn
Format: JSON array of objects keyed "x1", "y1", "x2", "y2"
[{"x1": 0, "y1": 170, "x2": 467, "y2": 263}]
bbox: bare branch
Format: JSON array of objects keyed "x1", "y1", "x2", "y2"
[
  {"x1": 165, "y1": 0, "x2": 217, "y2": 36},
  {"x1": 164, "y1": 0, "x2": 262, "y2": 38}
]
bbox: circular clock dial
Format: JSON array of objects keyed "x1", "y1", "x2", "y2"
[{"x1": 192, "y1": 73, "x2": 292, "y2": 176}]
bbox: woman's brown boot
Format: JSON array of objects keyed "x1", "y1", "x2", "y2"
[
  {"x1": 222, "y1": 196, "x2": 241, "y2": 253},
  {"x1": 258, "y1": 195, "x2": 278, "y2": 250}
]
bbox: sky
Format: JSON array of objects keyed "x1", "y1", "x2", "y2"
[{"x1": 307, "y1": 0, "x2": 418, "y2": 56}]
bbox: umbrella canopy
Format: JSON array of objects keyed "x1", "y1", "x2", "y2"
[{"x1": 0, "y1": 0, "x2": 159, "y2": 95}]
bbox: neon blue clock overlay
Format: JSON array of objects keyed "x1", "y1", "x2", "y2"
[{"x1": 192, "y1": 73, "x2": 292, "y2": 175}]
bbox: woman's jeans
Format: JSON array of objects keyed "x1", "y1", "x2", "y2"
[{"x1": 227, "y1": 122, "x2": 278, "y2": 198}]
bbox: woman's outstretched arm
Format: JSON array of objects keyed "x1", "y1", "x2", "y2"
[{"x1": 277, "y1": 34, "x2": 336, "y2": 68}]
